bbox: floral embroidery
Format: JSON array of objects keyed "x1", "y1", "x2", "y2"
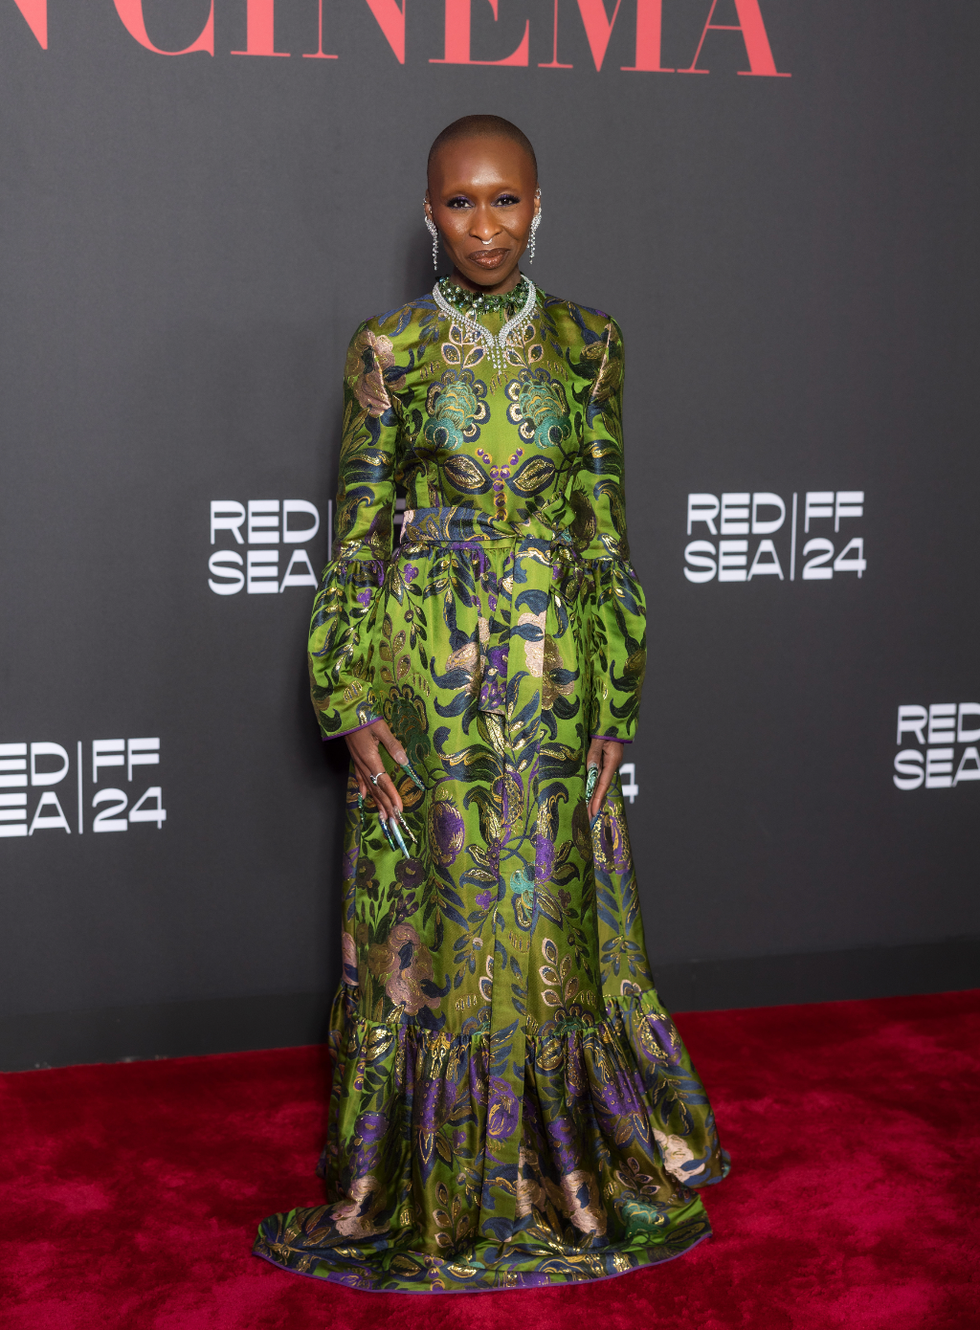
[
  {"x1": 423, "y1": 368, "x2": 489, "y2": 451},
  {"x1": 506, "y1": 367, "x2": 572, "y2": 450}
]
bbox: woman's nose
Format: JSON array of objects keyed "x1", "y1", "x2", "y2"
[{"x1": 470, "y1": 207, "x2": 499, "y2": 240}]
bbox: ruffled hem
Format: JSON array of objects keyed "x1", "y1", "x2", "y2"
[
  {"x1": 318, "y1": 981, "x2": 727, "y2": 1181},
  {"x1": 253, "y1": 1200, "x2": 711, "y2": 1292},
  {"x1": 254, "y1": 982, "x2": 727, "y2": 1293}
]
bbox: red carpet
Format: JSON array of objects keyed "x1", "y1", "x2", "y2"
[{"x1": 2, "y1": 990, "x2": 978, "y2": 1329}]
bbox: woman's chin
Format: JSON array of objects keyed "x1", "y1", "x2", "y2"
[{"x1": 453, "y1": 260, "x2": 523, "y2": 292}]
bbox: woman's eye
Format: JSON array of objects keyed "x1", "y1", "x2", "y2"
[
  {"x1": 495, "y1": 195, "x2": 520, "y2": 207},
  {"x1": 446, "y1": 197, "x2": 471, "y2": 209}
]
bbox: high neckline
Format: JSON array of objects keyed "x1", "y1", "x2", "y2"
[{"x1": 437, "y1": 275, "x2": 530, "y2": 319}]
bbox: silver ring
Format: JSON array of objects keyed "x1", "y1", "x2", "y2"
[{"x1": 370, "y1": 771, "x2": 384, "y2": 785}]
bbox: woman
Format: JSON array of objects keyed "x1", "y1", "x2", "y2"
[{"x1": 255, "y1": 114, "x2": 728, "y2": 1293}]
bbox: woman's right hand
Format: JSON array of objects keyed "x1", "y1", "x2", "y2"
[{"x1": 345, "y1": 719, "x2": 407, "y2": 820}]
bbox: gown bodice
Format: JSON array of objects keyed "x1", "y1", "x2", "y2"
[
  {"x1": 312, "y1": 282, "x2": 646, "y2": 745},
  {"x1": 341, "y1": 283, "x2": 625, "y2": 534}
]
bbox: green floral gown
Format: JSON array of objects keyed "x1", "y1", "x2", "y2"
[{"x1": 254, "y1": 279, "x2": 729, "y2": 1292}]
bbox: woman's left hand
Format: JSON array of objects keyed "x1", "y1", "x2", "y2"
[{"x1": 586, "y1": 738, "x2": 626, "y2": 820}]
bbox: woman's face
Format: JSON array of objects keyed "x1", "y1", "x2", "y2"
[{"x1": 426, "y1": 135, "x2": 539, "y2": 294}]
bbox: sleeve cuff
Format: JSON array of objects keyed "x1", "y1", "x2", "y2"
[{"x1": 322, "y1": 716, "x2": 379, "y2": 741}]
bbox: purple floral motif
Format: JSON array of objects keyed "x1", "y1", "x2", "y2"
[
  {"x1": 413, "y1": 1079, "x2": 443, "y2": 1135},
  {"x1": 606, "y1": 807, "x2": 631, "y2": 872},
  {"x1": 356, "y1": 590, "x2": 372, "y2": 607},
  {"x1": 486, "y1": 1077, "x2": 519, "y2": 1140},
  {"x1": 395, "y1": 858, "x2": 425, "y2": 892},
  {"x1": 354, "y1": 856, "x2": 380, "y2": 899},
  {"x1": 355, "y1": 1111, "x2": 389, "y2": 1148},
  {"x1": 544, "y1": 1108, "x2": 579, "y2": 1173},
  {"x1": 478, "y1": 679, "x2": 507, "y2": 714},
  {"x1": 533, "y1": 831, "x2": 555, "y2": 883},
  {"x1": 484, "y1": 643, "x2": 509, "y2": 675},
  {"x1": 593, "y1": 1064, "x2": 642, "y2": 1120},
  {"x1": 475, "y1": 889, "x2": 493, "y2": 910},
  {"x1": 403, "y1": 563, "x2": 419, "y2": 583},
  {"x1": 645, "y1": 1013, "x2": 678, "y2": 1057},
  {"x1": 428, "y1": 798, "x2": 465, "y2": 867},
  {"x1": 477, "y1": 642, "x2": 510, "y2": 715},
  {"x1": 393, "y1": 856, "x2": 422, "y2": 923}
]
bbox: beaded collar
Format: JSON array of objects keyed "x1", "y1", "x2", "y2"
[
  {"x1": 432, "y1": 276, "x2": 538, "y2": 372},
  {"x1": 436, "y1": 275, "x2": 531, "y2": 318}
]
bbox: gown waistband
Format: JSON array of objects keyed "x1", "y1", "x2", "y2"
[{"x1": 399, "y1": 505, "x2": 574, "y2": 554}]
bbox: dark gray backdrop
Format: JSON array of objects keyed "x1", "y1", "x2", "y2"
[{"x1": 2, "y1": 1, "x2": 978, "y2": 1070}]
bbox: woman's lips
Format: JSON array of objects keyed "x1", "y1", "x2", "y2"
[{"x1": 468, "y1": 249, "x2": 509, "y2": 266}]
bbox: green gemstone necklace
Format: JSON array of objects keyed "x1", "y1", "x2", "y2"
[
  {"x1": 437, "y1": 275, "x2": 530, "y2": 317},
  {"x1": 432, "y1": 275, "x2": 538, "y2": 372}
]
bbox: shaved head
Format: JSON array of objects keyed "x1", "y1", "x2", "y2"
[{"x1": 428, "y1": 115, "x2": 537, "y2": 180}]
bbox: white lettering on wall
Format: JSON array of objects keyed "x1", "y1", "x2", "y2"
[
  {"x1": 0, "y1": 738, "x2": 166, "y2": 839},
  {"x1": 893, "y1": 704, "x2": 980, "y2": 791},
  {"x1": 208, "y1": 498, "x2": 325, "y2": 595},
  {"x1": 684, "y1": 490, "x2": 866, "y2": 585}
]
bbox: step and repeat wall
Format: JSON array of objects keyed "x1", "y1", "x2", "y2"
[{"x1": 1, "y1": 1, "x2": 977, "y2": 1065}]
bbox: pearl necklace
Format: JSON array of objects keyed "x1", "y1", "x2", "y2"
[{"x1": 432, "y1": 275, "x2": 538, "y2": 373}]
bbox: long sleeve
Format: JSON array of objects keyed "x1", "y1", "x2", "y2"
[
  {"x1": 569, "y1": 317, "x2": 647, "y2": 742},
  {"x1": 308, "y1": 323, "x2": 401, "y2": 739}
]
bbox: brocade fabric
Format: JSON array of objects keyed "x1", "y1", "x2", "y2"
[{"x1": 254, "y1": 285, "x2": 728, "y2": 1292}]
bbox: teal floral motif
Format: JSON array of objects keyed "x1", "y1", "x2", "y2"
[
  {"x1": 256, "y1": 286, "x2": 728, "y2": 1294},
  {"x1": 506, "y1": 367, "x2": 573, "y2": 450},
  {"x1": 423, "y1": 368, "x2": 489, "y2": 451},
  {"x1": 509, "y1": 867, "x2": 534, "y2": 899}
]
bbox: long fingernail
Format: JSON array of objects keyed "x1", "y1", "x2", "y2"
[
  {"x1": 378, "y1": 812, "x2": 397, "y2": 851},
  {"x1": 585, "y1": 764, "x2": 599, "y2": 800},
  {"x1": 396, "y1": 810, "x2": 417, "y2": 844},
  {"x1": 389, "y1": 817, "x2": 410, "y2": 858},
  {"x1": 401, "y1": 760, "x2": 425, "y2": 792},
  {"x1": 356, "y1": 793, "x2": 364, "y2": 810}
]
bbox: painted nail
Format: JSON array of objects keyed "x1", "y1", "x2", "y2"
[
  {"x1": 585, "y1": 764, "x2": 599, "y2": 799},
  {"x1": 389, "y1": 817, "x2": 410, "y2": 858},
  {"x1": 401, "y1": 759, "x2": 425, "y2": 791},
  {"x1": 396, "y1": 810, "x2": 418, "y2": 844},
  {"x1": 378, "y1": 812, "x2": 397, "y2": 852},
  {"x1": 356, "y1": 793, "x2": 364, "y2": 810}
]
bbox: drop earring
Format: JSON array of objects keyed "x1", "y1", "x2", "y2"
[
  {"x1": 424, "y1": 204, "x2": 439, "y2": 271},
  {"x1": 528, "y1": 203, "x2": 542, "y2": 264}
]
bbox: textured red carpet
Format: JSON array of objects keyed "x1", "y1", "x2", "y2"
[{"x1": 2, "y1": 990, "x2": 978, "y2": 1329}]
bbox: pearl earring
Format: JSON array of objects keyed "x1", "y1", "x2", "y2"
[
  {"x1": 528, "y1": 204, "x2": 542, "y2": 264},
  {"x1": 424, "y1": 204, "x2": 439, "y2": 271}
]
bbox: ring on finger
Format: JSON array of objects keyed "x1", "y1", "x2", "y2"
[{"x1": 370, "y1": 771, "x2": 385, "y2": 785}]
